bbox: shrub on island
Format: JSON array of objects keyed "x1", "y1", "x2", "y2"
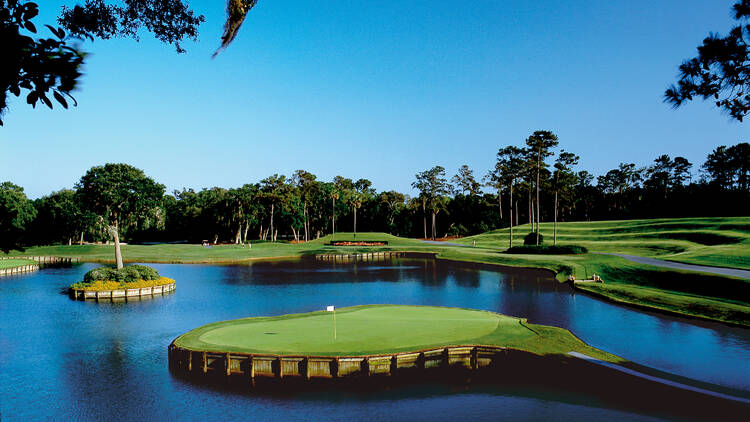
[
  {"x1": 505, "y1": 245, "x2": 588, "y2": 255},
  {"x1": 70, "y1": 265, "x2": 174, "y2": 291}
]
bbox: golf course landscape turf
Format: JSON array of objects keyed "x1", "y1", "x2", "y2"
[
  {"x1": 5, "y1": 217, "x2": 750, "y2": 326},
  {"x1": 172, "y1": 305, "x2": 620, "y2": 361}
]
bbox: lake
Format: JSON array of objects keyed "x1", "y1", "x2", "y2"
[{"x1": 0, "y1": 256, "x2": 747, "y2": 421}]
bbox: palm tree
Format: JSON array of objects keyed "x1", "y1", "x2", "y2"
[
  {"x1": 525, "y1": 131, "x2": 558, "y2": 245},
  {"x1": 495, "y1": 146, "x2": 525, "y2": 248},
  {"x1": 330, "y1": 191, "x2": 339, "y2": 240}
]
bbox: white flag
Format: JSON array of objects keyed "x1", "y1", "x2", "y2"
[{"x1": 326, "y1": 305, "x2": 335, "y2": 312}]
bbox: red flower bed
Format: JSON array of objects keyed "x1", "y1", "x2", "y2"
[{"x1": 330, "y1": 241, "x2": 388, "y2": 246}]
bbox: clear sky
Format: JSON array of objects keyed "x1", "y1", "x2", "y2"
[{"x1": 1, "y1": 0, "x2": 747, "y2": 198}]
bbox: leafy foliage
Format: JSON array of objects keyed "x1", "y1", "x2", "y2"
[
  {"x1": 665, "y1": 0, "x2": 750, "y2": 121},
  {"x1": 214, "y1": 0, "x2": 258, "y2": 57},
  {"x1": 0, "y1": 181, "x2": 37, "y2": 252},
  {"x1": 0, "y1": 0, "x2": 84, "y2": 126},
  {"x1": 523, "y1": 231, "x2": 543, "y2": 245},
  {"x1": 82, "y1": 264, "x2": 160, "y2": 283},
  {"x1": 58, "y1": 0, "x2": 205, "y2": 53}
]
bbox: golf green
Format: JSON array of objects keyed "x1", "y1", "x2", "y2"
[{"x1": 174, "y1": 305, "x2": 537, "y2": 356}]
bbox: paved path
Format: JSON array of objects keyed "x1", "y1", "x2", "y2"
[
  {"x1": 597, "y1": 253, "x2": 750, "y2": 279},
  {"x1": 568, "y1": 352, "x2": 750, "y2": 404}
]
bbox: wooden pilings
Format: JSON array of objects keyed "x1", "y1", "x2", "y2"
[
  {"x1": 313, "y1": 252, "x2": 404, "y2": 263},
  {"x1": 69, "y1": 282, "x2": 176, "y2": 301},
  {"x1": 0, "y1": 256, "x2": 80, "y2": 277},
  {"x1": 0, "y1": 263, "x2": 39, "y2": 276},
  {"x1": 168, "y1": 343, "x2": 507, "y2": 384}
]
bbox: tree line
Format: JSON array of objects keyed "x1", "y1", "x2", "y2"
[{"x1": 2, "y1": 136, "x2": 749, "y2": 253}]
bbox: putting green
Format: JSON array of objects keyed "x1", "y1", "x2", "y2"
[{"x1": 174, "y1": 305, "x2": 538, "y2": 356}]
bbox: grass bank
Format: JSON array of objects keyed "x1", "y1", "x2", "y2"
[
  {"x1": 174, "y1": 304, "x2": 621, "y2": 362},
  {"x1": 0, "y1": 259, "x2": 36, "y2": 269}
]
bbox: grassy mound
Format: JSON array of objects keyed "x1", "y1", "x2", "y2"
[
  {"x1": 173, "y1": 305, "x2": 621, "y2": 362},
  {"x1": 71, "y1": 264, "x2": 173, "y2": 291},
  {"x1": 506, "y1": 245, "x2": 588, "y2": 255}
]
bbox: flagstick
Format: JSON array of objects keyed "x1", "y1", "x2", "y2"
[{"x1": 334, "y1": 309, "x2": 337, "y2": 340}]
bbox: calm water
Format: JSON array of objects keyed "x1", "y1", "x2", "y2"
[{"x1": 0, "y1": 257, "x2": 748, "y2": 421}]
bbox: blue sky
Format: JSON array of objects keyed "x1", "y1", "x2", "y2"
[{"x1": 1, "y1": 0, "x2": 747, "y2": 198}]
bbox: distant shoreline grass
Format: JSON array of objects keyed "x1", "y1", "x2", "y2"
[
  {"x1": 5, "y1": 217, "x2": 750, "y2": 326},
  {"x1": 0, "y1": 259, "x2": 36, "y2": 269}
]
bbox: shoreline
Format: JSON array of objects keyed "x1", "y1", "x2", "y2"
[{"x1": 6, "y1": 245, "x2": 749, "y2": 327}]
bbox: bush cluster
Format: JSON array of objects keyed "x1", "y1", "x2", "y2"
[
  {"x1": 523, "y1": 232, "x2": 543, "y2": 245},
  {"x1": 506, "y1": 245, "x2": 588, "y2": 255},
  {"x1": 82, "y1": 265, "x2": 160, "y2": 284}
]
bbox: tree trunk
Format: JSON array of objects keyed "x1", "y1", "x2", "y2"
[
  {"x1": 422, "y1": 198, "x2": 427, "y2": 239},
  {"x1": 235, "y1": 224, "x2": 242, "y2": 244},
  {"x1": 269, "y1": 203, "x2": 275, "y2": 242},
  {"x1": 332, "y1": 197, "x2": 336, "y2": 240},
  {"x1": 68, "y1": 238, "x2": 72, "y2": 246},
  {"x1": 112, "y1": 220, "x2": 123, "y2": 270},
  {"x1": 273, "y1": 229, "x2": 278, "y2": 242},
  {"x1": 509, "y1": 182, "x2": 514, "y2": 248},
  {"x1": 291, "y1": 226, "x2": 298, "y2": 242},
  {"x1": 79, "y1": 231, "x2": 84, "y2": 245},
  {"x1": 498, "y1": 189, "x2": 502, "y2": 220},
  {"x1": 259, "y1": 224, "x2": 263, "y2": 240},
  {"x1": 554, "y1": 191, "x2": 558, "y2": 245},
  {"x1": 515, "y1": 201, "x2": 519, "y2": 234},
  {"x1": 528, "y1": 190, "x2": 532, "y2": 226},
  {"x1": 243, "y1": 222, "x2": 249, "y2": 244},
  {"x1": 536, "y1": 148, "x2": 541, "y2": 245},
  {"x1": 353, "y1": 206, "x2": 357, "y2": 239},
  {"x1": 303, "y1": 204, "x2": 308, "y2": 242},
  {"x1": 213, "y1": 234, "x2": 218, "y2": 245},
  {"x1": 431, "y1": 211, "x2": 436, "y2": 240}
]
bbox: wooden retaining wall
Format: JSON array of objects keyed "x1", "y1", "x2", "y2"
[
  {"x1": 168, "y1": 343, "x2": 507, "y2": 384},
  {"x1": 69, "y1": 282, "x2": 176, "y2": 301},
  {"x1": 313, "y1": 252, "x2": 407, "y2": 262},
  {"x1": 0, "y1": 256, "x2": 80, "y2": 265},
  {"x1": 0, "y1": 256, "x2": 79, "y2": 277},
  {"x1": 0, "y1": 263, "x2": 39, "y2": 276}
]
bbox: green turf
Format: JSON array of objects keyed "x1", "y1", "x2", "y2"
[
  {"x1": 457, "y1": 217, "x2": 750, "y2": 270},
  {"x1": 0, "y1": 259, "x2": 35, "y2": 269},
  {"x1": 174, "y1": 304, "x2": 621, "y2": 362}
]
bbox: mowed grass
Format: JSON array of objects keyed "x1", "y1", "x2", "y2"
[
  {"x1": 174, "y1": 305, "x2": 620, "y2": 362},
  {"x1": 457, "y1": 217, "x2": 750, "y2": 270},
  {"x1": 0, "y1": 259, "x2": 35, "y2": 269}
]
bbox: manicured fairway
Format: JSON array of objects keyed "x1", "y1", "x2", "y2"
[{"x1": 174, "y1": 305, "x2": 619, "y2": 360}]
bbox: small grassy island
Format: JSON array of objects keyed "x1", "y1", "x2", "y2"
[
  {"x1": 169, "y1": 305, "x2": 625, "y2": 383},
  {"x1": 173, "y1": 305, "x2": 616, "y2": 358},
  {"x1": 69, "y1": 265, "x2": 175, "y2": 300}
]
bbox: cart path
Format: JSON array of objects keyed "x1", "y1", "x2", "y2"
[{"x1": 597, "y1": 253, "x2": 750, "y2": 279}]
